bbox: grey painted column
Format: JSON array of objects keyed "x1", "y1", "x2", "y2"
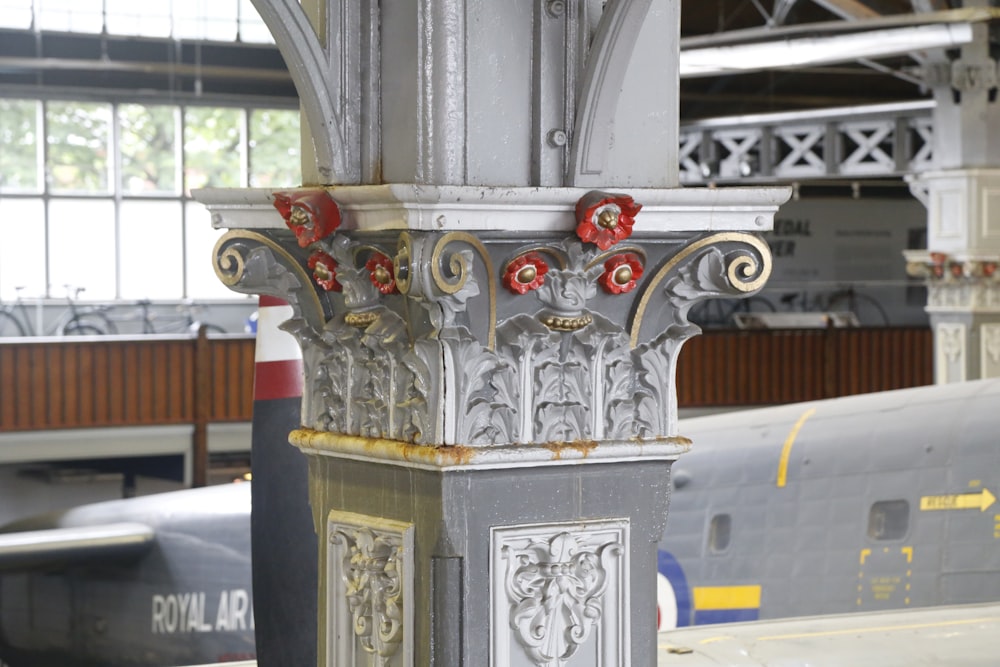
[
  {"x1": 906, "y1": 0, "x2": 1000, "y2": 382},
  {"x1": 199, "y1": 1, "x2": 790, "y2": 665}
]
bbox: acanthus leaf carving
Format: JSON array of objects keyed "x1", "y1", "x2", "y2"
[
  {"x1": 399, "y1": 343, "x2": 435, "y2": 443},
  {"x1": 358, "y1": 311, "x2": 411, "y2": 439},
  {"x1": 317, "y1": 320, "x2": 368, "y2": 434},
  {"x1": 442, "y1": 325, "x2": 516, "y2": 445},
  {"x1": 634, "y1": 330, "x2": 680, "y2": 437},
  {"x1": 604, "y1": 352, "x2": 642, "y2": 439}
]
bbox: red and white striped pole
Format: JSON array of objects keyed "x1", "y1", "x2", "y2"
[
  {"x1": 253, "y1": 295, "x2": 303, "y2": 403},
  {"x1": 249, "y1": 295, "x2": 316, "y2": 666}
]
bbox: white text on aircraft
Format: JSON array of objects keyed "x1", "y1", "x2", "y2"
[{"x1": 151, "y1": 589, "x2": 254, "y2": 634}]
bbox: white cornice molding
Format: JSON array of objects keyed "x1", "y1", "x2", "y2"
[{"x1": 195, "y1": 185, "x2": 792, "y2": 234}]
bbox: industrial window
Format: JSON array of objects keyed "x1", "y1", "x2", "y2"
[
  {"x1": 709, "y1": 514, "x2": 731, "y2": 553},
  {"x1": 0, "y1": 98, "x2": 299, "y2": 301},
  {"x1": 1, "y1": 0, "x2": 271, "y2": 44},
  {"x1": 868, "y1": 500, "x2": 909, "y2": 541}
]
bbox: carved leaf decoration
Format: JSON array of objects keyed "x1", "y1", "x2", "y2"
[
  {"x1": 332, "y1": 527, "x2": 405, "y2": 660},
  {"x1": 668, "y1": 248, "x2": 728, "y2": 301},
  {"x1": 489, "y1": 362, "x2": 517, "y2": 412},
  {"x1": 604, "y1": 357, "x2": 636, "y2": 439},
  {"x1": 531, "y1": 240, "x2": 601, "y2": 313},
  {"x1": 536, "y1": 403, "x2": 590, "y2": 442},
  {"x1": 441, "y1": 326, "x2": 513, "y2": 444},
  {"x1": 646, "y1": 247, "x2": 734, "y2": 336},
  {"x1": 633, "y1": 392, "x2": 659, "y2": 438},
  {"x1": 463, "y1": 360, "x2": 519, "y2": 444},
  {"x1": 319, "y1": 323, "x2": 372, "y2": 434},
  {"x1": 535, "y1": 360, "x2": 589, "y2": 406},
  {"x1": 438, "y1": 249, "x2": 480, "y2": 326},
  {"x1": 635, "y1": 343, "x2": 672, "y2": 436},
  {"x1": 488, "y1": 362, "x2": 520, "y2": 444},
  {"x1": 464, "y1": 395, "x2": 516, "y2": 444},
  {"x1": 400, "y1": 346, "x2": 433, "y2": 443},
  {"x1": 326, "y1": 235, "x2": 382, "y2": 310},
  {"x1": 536, "y1": 266, "x2": 602, "y2": 314},
  {"x1": 344, "y1": 311, "x2": 414, "y2": 439},
  {"x1": 320, "y1": 350, "x2": 350, "y2": 432}
]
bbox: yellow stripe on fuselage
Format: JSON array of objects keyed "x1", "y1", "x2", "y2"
[
  {"x1": 777, "y1": 408, "x2": 816, "y2": 488},
  {"x1": 692, "y1": 585, "x2": 762, "y2": 610}
]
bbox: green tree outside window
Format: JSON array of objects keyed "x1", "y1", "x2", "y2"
[
  {"x1": 0, "y1": 99, "x2": 41, "y2": 193},
  {"x1": 249, "y1": 108, "x2": 301, "y2": 187},
  {"x1": 47, "y1": 101, "x2": 112, "y2": 193},
  {"x1": 120, "y1": 104, "x2": 179, "y2": 195},
  {"x1": 184, "y1": 106, "x2": 243, "y2": 194}
]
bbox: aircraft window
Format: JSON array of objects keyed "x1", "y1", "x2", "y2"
[
  {"x1": 709, "y1": 514, "x2": 731, "y2": 553},
  {"x1": 868, "y1": 500, "x2": 909, "y2": 541}
]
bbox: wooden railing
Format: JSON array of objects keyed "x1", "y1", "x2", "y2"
[
  {"x1": 676, "y1": 327, "x2": 933, "y2": 407},
  {"x1": 0, "y1": 328, "x2": 934, "y2": 435},
  {"x1": 0, "y1": 333, "x2": 255, "y2": 432}
]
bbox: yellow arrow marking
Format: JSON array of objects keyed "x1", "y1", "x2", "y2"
[
  {"x1": 901, "y1": 546, "x2": 913, "y2": 563},
  {"x1": 776, "y1": 408, "x2": 816, "y2": 488},
  {"x1": 920, "y1": 488, "x2": 996, "y2": 512},
  {"x1": 859, "y1": 548, "x2": 871, "y2": 565}
]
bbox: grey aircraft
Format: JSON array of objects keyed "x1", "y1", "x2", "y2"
[
  {"x1": 1, "y1": 379, "x2": 999, "y2": 665},
  {"x1": 0, "y1": 482, "x2": 255, "y2": 667},
  {"x1": 656, "y1": 376, "x2": 1000, "y2": 630}
]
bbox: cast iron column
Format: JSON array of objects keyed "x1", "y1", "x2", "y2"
[
  {"x1": 906, "y1": 0, "x2": 1000, "y2": 382},
  {"x1": 198, "y1": 1, "x2": 790, "y2": 665}
]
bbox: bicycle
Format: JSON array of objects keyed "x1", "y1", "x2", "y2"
[
  {"x1": 821, "y1": 286, "x2": 890, "y2": 327},
  {"x1": 0, "y1": 286, "x2": 117, "y2": 337},
  {"x1": 687, "y1": 295, "x2": 776, "y2": 329},
  {"x1": 129, "y1": 299, "x2": 227, "y2": 335},
  {"x1": 776, "y1": 286, "x2": 889, "y2": 327}
]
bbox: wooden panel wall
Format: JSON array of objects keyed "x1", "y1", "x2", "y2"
[
  {"x1": 0, "y1": 334, "x2": 255, "y2": 432},
  {"x1": 0, "y1": 328, "x2": 934, "y2": 433},
  {"x1": 676, "y1": 327, "x2": 934, "y2": 407}
]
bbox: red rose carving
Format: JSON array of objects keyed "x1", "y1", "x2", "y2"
[
  {"x1": 503, "y1": 253, "x2": 549, "y2": 295},
  {"x1": 307, "y1": 251, "x2": 342, "y2": 292},
  {"x1": 599, "y1": 253, "x2": 644, "y2": 294},
  {"x1": 273, "y1": 190, "x2": 340, "y2": 248},
  {"x1": 366, "y1": 253, "x2": 398, "y2": 295},
  {"x1": 575, "y1": 191, "x2": 642, "y2": 250}
]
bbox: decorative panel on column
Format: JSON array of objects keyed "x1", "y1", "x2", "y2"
[
  {"x1": 936, "y1": 322, "x2": 967, "y2": 384},
  {"x1": 981, "y1": 323, "x2": 1000, "y2": 378},
  {"x1": 490, "y1": 519, "x2": 629, "y2": 667},
  {"x1": 327, "y1": 511, "x2": 414, "y2": 667}
]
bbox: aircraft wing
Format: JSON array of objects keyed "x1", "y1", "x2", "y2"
[
  {"x1": 657, "y1": 603, "x2": 1000, "y2": 667},
  {"x1": 0, "y1": 521, "x2": 155, "y2": 571}
]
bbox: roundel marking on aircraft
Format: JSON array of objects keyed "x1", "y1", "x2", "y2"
[
  {"x1": 657, "y1": 549, "x2": 692, "y2": 629},
  {"x1": 657, "y1": 571, "x2": 677, "y2": 630}
]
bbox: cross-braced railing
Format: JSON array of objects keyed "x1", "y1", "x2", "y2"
[{"x1": 680, "y1": 100, "x2": 935, "y2": 184}]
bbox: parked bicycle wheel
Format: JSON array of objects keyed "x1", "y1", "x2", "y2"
[
  {"x1": 0, "y1": 311, "x2": 27, "y2": 337},
  {"x1": 688, "y1": 295, "x2": 775, "y2": 329},
  {"x1": 189, "y1": 322, "x2": 228, "y2": 335},
  {"x1": 826, "y1": 290, "x2": 889, "y2": 327},
  {"x1": 687, "y1": 298, "x2": 734, "y2": 329},
  {"x1": 59, "y1": 315, "x2": 117, "y2": 336}
]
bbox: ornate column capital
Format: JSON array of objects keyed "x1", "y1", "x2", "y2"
[
  {"x1": 199, "y1": 184, "x2": 789, "y2": 459},
  {"x1": 905, "y1": 249, "x2": 1000, "y2": 312}
]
